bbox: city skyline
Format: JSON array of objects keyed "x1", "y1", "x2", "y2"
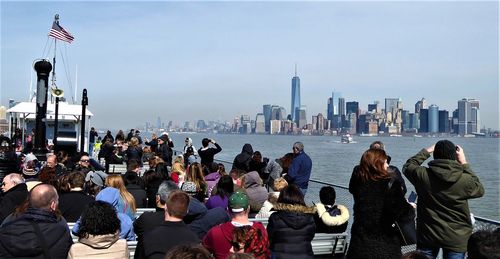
[{"x1": 1, "y1": 1, "x2": 498, "y2": 130}]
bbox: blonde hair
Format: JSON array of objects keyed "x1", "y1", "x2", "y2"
[
  {"x1": 129, "y1": 137, "x2": 140, "y2": 147},
  {"x1": 186, "y1": 163, "x2": 206, "y2": 191},
  {"x1": 173, "y1": 155, "x2": 184, "y2": 165},
  {"x1": 105, "y1": 175, "x2": 137, "y2": 213},
  {"x1": 273, "y1": 177, "x2": 288, "y2": 192},
  {"x1": 172, "y1": 162, "x2": 185, "y2": 175}
]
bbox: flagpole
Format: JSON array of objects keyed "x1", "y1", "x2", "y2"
[{"x1": 51, "y1": 14, "x2": 59, "y2": 103}]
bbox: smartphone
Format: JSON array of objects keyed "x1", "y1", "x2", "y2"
[{"x1": 408, "y1": 191, "x2": 417, "y2": 203}]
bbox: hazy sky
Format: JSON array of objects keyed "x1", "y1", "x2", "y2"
[{"x1": 1, "y1": 1, "x2": 498, "y2": 130}]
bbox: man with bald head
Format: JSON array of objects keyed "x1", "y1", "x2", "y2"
[
  {"x1": 0, "y1": 184, "x2": 72, "y2": 258},
  {"x1": 0, "y1": 173, "x2": 28, "y2": 224}
]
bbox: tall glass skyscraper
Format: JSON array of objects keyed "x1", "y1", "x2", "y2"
[
  {"x1": 291, "y1": 65, "x2": 301, "y2": 122},
  {"x1": 428, "y1": 104, "x2": 439, "y2": 133}
]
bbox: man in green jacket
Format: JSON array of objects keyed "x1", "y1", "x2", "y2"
[{"x1": 403, "y1": 140, "x2": 484, "y2": 259}]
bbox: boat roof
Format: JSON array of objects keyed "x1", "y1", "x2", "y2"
[{"x1": 6, "y1": 101, "x2": 93, "y2": 118}]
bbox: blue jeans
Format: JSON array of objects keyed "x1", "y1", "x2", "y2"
[
  {"x1": 418, "y1": 247, "x2": 465, "y2": 259},
  {"x1": 89, "y1": 142, "x2": 94, "y2": 157}
]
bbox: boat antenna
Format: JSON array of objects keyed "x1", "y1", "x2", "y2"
[
  {"x1": 50, "y1": 14, "x2": 60, "y2": 103},
  {"x1": 74, "y1": 64, "x2": 78, "y2": 103},
  {"x1": 29, "y1": 64, "x2": 33, "y2": 101},
  {"x1": 294, "y1": 63, "x2": 297, "y2": 77}
]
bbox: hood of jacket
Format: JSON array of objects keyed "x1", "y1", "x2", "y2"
[
  {"x1": 96, "y1": 187, "x2": 120, "y2": 207},
  {"x1": 244, "y1": 171, "x2": 262, "y2": 188},
  {"x1": 273, "y1": 203, "x2": 316, "y2": 229},
  {"x1": 79, "y1": 232, "x2": 119, "y2": 249},
  {"x1": 428, "y1": 159, "x2": 465, "y2": 183},
  {"x1": 205, "y1": 172, "x2": 221, "y2": 182},
  {"x1": 241, "y1": 144, "x2": 253, "y2": 155},
  {"x1": 315, "y1": 203, "x2": 350, "y2": 227}
]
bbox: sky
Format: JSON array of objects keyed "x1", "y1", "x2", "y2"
[{"x1": 1, "y1": 1, "x2": 498, "y2": 130}]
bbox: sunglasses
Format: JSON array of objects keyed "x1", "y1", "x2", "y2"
[
  {"x1": 80, "y1": 159, "x2": 90, "y2": 162},
  {"x1": 1, "y1": 182, "x2": 5, "y2": 187}
]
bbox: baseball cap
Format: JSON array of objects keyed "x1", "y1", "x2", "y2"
[
  {"x1": 85, "y1": 171, "x2": 108, "y2": 187},
  {"x1": 229, "y1": 191, "x2": 249, "y2": 213}
]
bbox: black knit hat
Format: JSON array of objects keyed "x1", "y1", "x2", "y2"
[{"x1": 434, "y1": 140, "x2": 457, "y2": 160}]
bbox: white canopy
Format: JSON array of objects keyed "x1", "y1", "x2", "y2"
[{"x1": 6, "y1": 101, "x2": 93, "y2": 120}]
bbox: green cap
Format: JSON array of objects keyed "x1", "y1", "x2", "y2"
[{"x1": 229, "y1": 191, "x2": 249, "y2": 212}]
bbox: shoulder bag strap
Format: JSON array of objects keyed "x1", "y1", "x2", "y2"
[{"x1": 29, "y1": 221, "x2": 51, "y2": 259}]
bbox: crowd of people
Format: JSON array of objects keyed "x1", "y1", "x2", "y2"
[{"x1": 0, "y1": 129, "x2": 497, "y2": 259}]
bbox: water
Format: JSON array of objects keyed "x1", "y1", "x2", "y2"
[{"x1": 154, "y1": 133, "x2": 499, "y2": 220}]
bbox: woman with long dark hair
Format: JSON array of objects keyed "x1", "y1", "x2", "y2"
[
  {"x1": 346, "y1": 149, "x2": 413, "y2": 259},
  {"x1": 205, "y1": 175, "x2": 234, "y2": 210}
]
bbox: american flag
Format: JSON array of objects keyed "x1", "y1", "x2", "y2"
[{"x1": 48, "y1": 21, "x2": 74, "y2": 43}]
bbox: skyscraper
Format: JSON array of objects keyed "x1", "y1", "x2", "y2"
[
  {"x1": 419, "y1": 109, "x2": 429, "y2": 133},
  {"x1": 263, "y1": 104, "x2": 272, "y2": 132},
  {"x1": 457, "y1": 98, "x2": 480, "y2": 135},
  {"x1": 338, "y1": 97, "x2": 346, "y2": 117},
  {"x1": 439, "y1": 110, "x2": 449, "y2": 133},
  {"x1": 428, "y1": 104, "x2": 439, "y2": 133},
  {"x1": 291, "y1": 65, "x2": 301, "y2": 122},
  {"x1": 255, "y1": 113, "x2": 265, "y2": 134},
  {"x1": 327, "y1": 97, "x2": 333, "y2": 121}
]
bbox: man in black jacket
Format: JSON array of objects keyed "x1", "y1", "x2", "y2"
[
  {"x1": 0, "y1": 184, "x2": 72, "y2": 258},
  {"x1": 157, "y1": 135, "x2": 173, "y2": 167},
  {"x1": 0, "y1": 173, "x2": 28, "y2": 224},
  {"x1": 142, "y1": 190, "x2": 199, "y2": 259},
  {"x1": 198, "y1": 138, "x2": 222, "y2": 169}
]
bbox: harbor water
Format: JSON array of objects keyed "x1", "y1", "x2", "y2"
[{"x1": 161, "y1": 133, "x2": 499, "y2": 220}]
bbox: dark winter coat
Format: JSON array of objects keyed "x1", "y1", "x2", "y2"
[
  {"x1": 403, "y1": 149, "x2": 484, "y2": 252},
  {"x1": 143, "y1": 221, "x2": 199, "y2": 259},
  {"x1": 232, "y1": 144, "x2": 253, "y2": 172},
  {"x1": 133, "y1": 208, "x2": 164, "y2": 259},
  {"x1": 267, "y1": 203, "x2": 316, "y2": 259},
  {"x1": 157, "y1": 144, "x2": 173, "y2": 166},
  {"x1": 198, "y1": 143, "x2": 222, "y2": 168},
  {"x1": 0, "y1": 208, "x2": 73, "y2": 258},
  {"x1": 347, "y1": 167, "x2": 413, "y2": 259},
  {"x1": 0, "y1": 183, "x2": 28, "y2": 224},
  {"x1": 126, "y1": 146, "x2": 143, "y2": 165},
  {"x1": 126, "y1": 184, "x2": 147, "y2": 208},
  {"x1": 58, "y1": 191, "x2": 95, "y2": 222},
  {"x1": 145, "y1": 139, "x2": 158, "y2": 154}
]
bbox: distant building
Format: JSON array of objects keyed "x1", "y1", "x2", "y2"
[
  {"x1": 428, "y1": 104, "x2": 439, "y2": 133},
  {"x1": 338, "y1": 97, "x2": 346, "y2": 117},
  {"x1": 327, "y1": 97, "x2": 333, "y2": 122},
  {"x1": 439, "y1": 110, "x2": 449, "y2": 133},
  {"x1": 346, "y1": 101, "x2": 359, "y2": 132},
  {"x1": 368, "y1": 121, "x2": 378, "y2": 135},
  {"x1": 419, "y1": 109, "x2": 429, "y2": 133},
  {"x1": 263, "y1": 104, "x2": 272, "y2": 132},
  {"x1": 316, "y1": 113, "x2": 324, "y2": 134},
  {"x1": 291, "y1": 65, "x2": 301, "y2": 122},
  {"x1": 269, "y1": 120, "x2": 281, "y2": 134},
  {"x1": 296, "y1": 106, "x2": 307, "y2": 129},
  {"x1": 415, "y1": 98, "x2": 427, "y2": 114},
  {"x1": 458, "y1": 98, "x2": 480, "y2": 135},
  {"x1": 255, "y1": 113, "x2": 265, "y2": 134}
]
